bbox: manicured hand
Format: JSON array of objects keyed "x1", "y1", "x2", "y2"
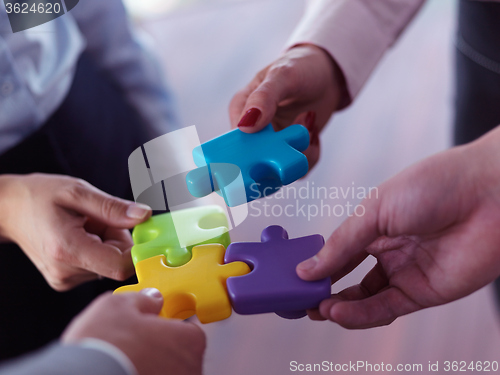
[
  {"x1": 297, "y1": 126, "x2": 500, "y2": 328},
  {"x1": 0, "y1": 174, "x2": 152, "y2": 291},
  {"x1": 229, "y1": 44, "x2": 348, "y2": 170},
  {"x1": 62, "y1": 290, "x2": 206, "y2": 375}
]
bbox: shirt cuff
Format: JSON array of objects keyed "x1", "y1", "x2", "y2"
[{"x1": 75, "y1": 338, "x2": 138, "y2": 375}]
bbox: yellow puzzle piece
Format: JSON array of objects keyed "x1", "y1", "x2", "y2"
[{"x1": 114, "y1": 244, "x2": 250, "y2": 324}]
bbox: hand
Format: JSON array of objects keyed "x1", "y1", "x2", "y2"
[
  {"x1": 297, "y1": 126, "x2": 500, "y2": 328},
  {"x1": 62, "y1": 290, "x2": 206, "y2": 375},
  {"x1": 229, "y1": 44, "x2": 348, "y2": 170},
  {"x1": 0, "y1": 174, "x2": 152, "y2": 291}
]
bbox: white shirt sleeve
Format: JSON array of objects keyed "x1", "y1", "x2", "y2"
[
  {"x1": 0, "y1": 0, "x2": 178, "y2": 156},
  {"x1": 0, "y1": 342, "x2": 132, "y2": 375},
  {"x1": 285, "y1": 0, "x2": 426, "y2": 103},
  {"x1": 76, "y1": 338, "x2": 138, "y2": 375},
  {"x1": 0, "y1": 1, "x2": 84, "y2": 153}
]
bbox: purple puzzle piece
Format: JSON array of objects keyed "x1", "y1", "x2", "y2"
[{"x1": 224, "y1": 225, "x2": 331, "y2": 319}]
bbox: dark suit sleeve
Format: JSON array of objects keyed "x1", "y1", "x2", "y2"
[{"x1": 0, "y1": 343, "x2": 130, "y2": 375}]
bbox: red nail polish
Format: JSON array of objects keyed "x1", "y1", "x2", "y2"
[
  {"x1": 238, "y1": 108, "x2": 261, "y2": 128},
  {"x1": 305, "y1": 111, "x2": 316, "y2": 132}
]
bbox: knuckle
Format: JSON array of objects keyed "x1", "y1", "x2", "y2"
[
  {"x1": 61, "y1": 179, "x2": 91, "y2": 202},
  {"x1": 270, "y1": 61, "x2": 294, "y2": 81},
  {"x1": 270, "y1": 63, "x2": 298, "y2": 93},
  {"x1": 48, "y1": 244, "x2": 69, "y2": 263},
  {"x1": 100, "y1": 197, "x2": 123, "y2": 220},
  {"x1": 51, "y1": 268, "x2": 69, "y2": 283},
  {"x1": 256, "y1": 65, "x2": 271, "y2": 81},
  {"x1": 44, "y1": 253, "x2": 81, "y2": 290},
  {"x1": 251, "y1": 84, "x2": 275, "y2": 105},
  {"x1": 48, "y1": 281, "x2": 71, "y2": 292},
  {"x1": 110, "y1": 267, "x2": 130, "y2": 282},
  {"x1": 46, "y1": 270, "x2": 73, "y2": 291},
  {"x1": 229, "y1": 90, "x2": 249, "y2": 110}
]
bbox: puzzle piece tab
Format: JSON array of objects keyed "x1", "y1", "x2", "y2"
[
  {"x1": 115, "y1": 244, "x2": 250, "y2": 323},
  {"x1": 225, "y1": 225, "x2": 330, "y2": 319},
  {"x1": 131, "y1": 205, "x2": 230, "y2": 267},
  {"x1": 186, "y1": 124, "x2": 309, "y2": 206}
]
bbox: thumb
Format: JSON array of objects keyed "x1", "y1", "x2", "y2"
[
  {"x1": 134, "y1": 288, "x2": 164, "y2": 315},
  {"x1": 57, "y1": 180, "x2": 152, "y2": 228},
  {"x1": 296, "y1": 197, "x2": 381, "y2": 281},
  {"x1": 236, "y1": 73, "x2": 291, "y2": 133}
]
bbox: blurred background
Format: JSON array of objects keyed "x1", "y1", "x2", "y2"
[
  {"x1": 127, "y1": 0, "x2": 500, "y2": 374},
  {"x1": 123, "y1": 0, "x2": 246, "y2": 19}
]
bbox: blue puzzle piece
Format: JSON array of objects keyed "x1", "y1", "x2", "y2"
[
  {"x1": 224, "y1": 225, "x2": 331, "y2": 319},
  {"x1": 186, "y1": 124, "x2": 309, "y2": 207},
  {"x1": 185, "y1": 163, "x2": 246, "y2": 207}
]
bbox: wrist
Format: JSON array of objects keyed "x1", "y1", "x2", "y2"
[
  {"x1": 0, "y1": 174, "x2": 25, "y2": 242},
  {"x1": 463, "y1": 125, "x2": 500, "y2": 196},
  {"x1": 289, "y1": 43, "x2": 350, "y2": 110}
]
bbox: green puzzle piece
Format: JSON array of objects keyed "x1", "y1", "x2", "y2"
[{"x1": 131, "y1": 205, "x2": 231, "y2": 267}]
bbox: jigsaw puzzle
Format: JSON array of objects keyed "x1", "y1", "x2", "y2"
[
  {"x1": 115, "y1": 244, "x2": 250, "y2": 323},
  {"x1": 131, "y1": 205, "x2": 231, "y2": 267},
  {"x1": 119, "y1": 213, "x2": 330, "y2": 322},
  {"x1": 186, "y1": 124, "x2": 310, "y2": 206},
  {"x1": 225, "y1": 225, "x2": 331, "y2": 319}
]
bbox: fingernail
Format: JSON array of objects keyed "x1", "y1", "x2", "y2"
[
  {"x1": 237, "y1": 108, "x2": 261, "y2": 128},
  {"x1": 305, "y1": 111, "x2": 316, "y2": 132},
  {"x1": 140, "y1": 288, "x2": 163, "y2": 300},
  {"x1": 298, "y1": 255, "x2": 318, "y2": 272},
  {"x1": 126, "y1": 202, "x2": 151, "y2": 219}
]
